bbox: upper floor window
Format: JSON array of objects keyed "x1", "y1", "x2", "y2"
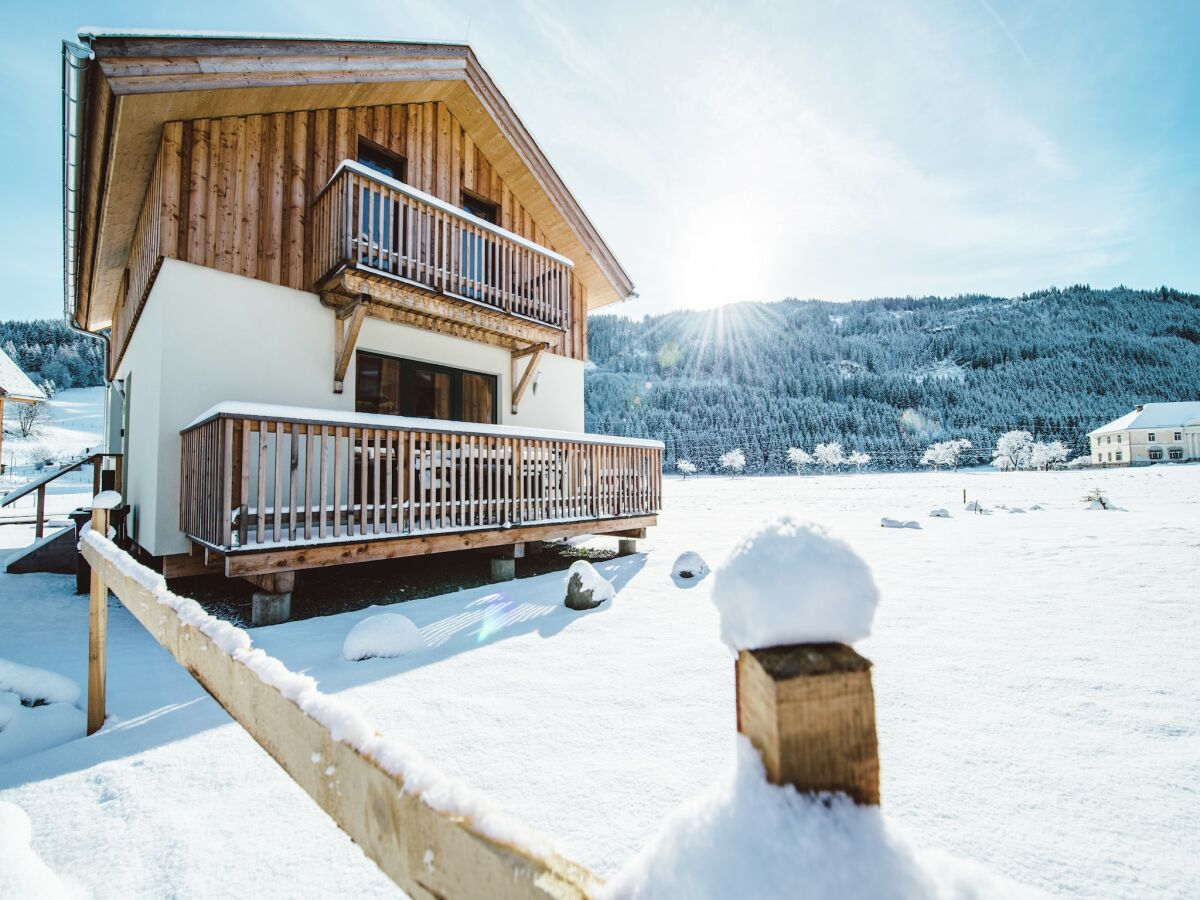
[
  {"x1": 357, "y1": 139, "x2": 406, "y2": 181},
  {"x1": 1106, "y1": 436, "x2": 1111, "y2": 444},
  {"x1": 1174, "y1": 431, "x2": 1183, "y2": 441},
  {"x1": 1117, "y1": 434, "x2": 1122, "y2": 443},
  {"x1": 462, "y1": 190, "x2": 499, "y2": 225},
  {"x1": 1148, "y1": 432, "x2": 1156, "y2": 443}
]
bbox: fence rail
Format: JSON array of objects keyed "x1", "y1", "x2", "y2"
[
  {"x1": 310, "y1": 161, "x2": 572, "y2": 330},
  {"x1": 182, "y1": 410, "x2": 663, "y2": 552}
]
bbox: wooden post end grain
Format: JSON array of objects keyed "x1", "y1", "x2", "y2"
[
  {"x1": 87, "y1": 505, "x2": 111, "y2": 735},
  {"x1": 735, "y1": 642, "x2": 880, "y2": 805}
]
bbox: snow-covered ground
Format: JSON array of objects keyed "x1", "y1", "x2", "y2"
[
  {"x1": 1, "y1": 465, "x2": 1197, "y2": 897},
  {"x1": 0, "y1": 387, "x2": 104, "y2": 535}
]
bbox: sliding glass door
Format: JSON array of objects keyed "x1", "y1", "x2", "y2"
[{"x1": 356, "y1": 351, "x2": 497, "y2": 425}]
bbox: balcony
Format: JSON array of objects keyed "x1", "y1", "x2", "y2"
[
  {"x1": 310, "y1": 162, "x2": 573, "y2": 341},
  {"x1": 180, "y1": 405, "x2": 662, "y2": 576}
]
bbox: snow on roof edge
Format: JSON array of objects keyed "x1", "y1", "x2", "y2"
[
  {"x1": 78, "y1": 27, "x2": 468, "y2": 46},
  {"x1": 0, "y1": 347, "x2": 47, "y2": 402},
  {"x1": 1088, "y1": 401, "x2": 1200, "y2": 435}
]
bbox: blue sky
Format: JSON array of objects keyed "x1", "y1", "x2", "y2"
[{"x1": 3, "y1": 0, "x2": 1198, "y2": 320}]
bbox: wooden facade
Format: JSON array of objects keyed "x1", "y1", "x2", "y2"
[{"x1": 110, "y1": 99, "x2": 590, "y2": 376}]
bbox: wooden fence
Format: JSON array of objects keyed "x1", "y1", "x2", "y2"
[{"x1": 83, "y1": 501, "x2": 880, "y2": 898}]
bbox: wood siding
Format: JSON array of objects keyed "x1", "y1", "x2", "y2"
[{"x1": 111, "y1": 101, "x2": 589, "y2": 375}]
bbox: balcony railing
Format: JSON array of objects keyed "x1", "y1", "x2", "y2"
[
  {"x1": 310, "y1": 161, "x2": 572, "y2": 330},
  {"x1": 181, "y1": 405, "x2": 662, "y2": 552}
]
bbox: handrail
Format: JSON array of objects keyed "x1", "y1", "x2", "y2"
[
  {"x1": 316, "y1": 160, "x2": 574, "y2": 267},
  {"x1": 0, "y1": 452, "x2": 121, "y2": 508}
]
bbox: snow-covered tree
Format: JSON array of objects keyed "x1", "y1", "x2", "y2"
[
  {"x1": 921, "y1": 439, "x2": 972, "y2": 470},
  {"x1": 786, "y1": 446, "x2": 812, "y2": 474},
  {"x1": 677, "y1": 459, "x2": 697, "y2": 478},
  {"x1": 813, "y1": 442, "x2": 845, "y2": 474},
  {"x1": 993, "y1": 431, "x2": 1034, "y2": 471},
  {"x1": 16, "y1": 402, "x2": 43, "y2": 439},
  {"x1": 847, "y1": 450, "x2": 871, "y2": 472},
  {"x1": 719, "y1": 448, "x2": 746, "y2": 476},
  {"x1": 1030, "y1": 440, "x2": 1071, "y2": 470}
]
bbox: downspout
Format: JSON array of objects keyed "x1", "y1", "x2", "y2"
[{"x1": 62, "y1": 38, "x2": 107, "y2": 359}]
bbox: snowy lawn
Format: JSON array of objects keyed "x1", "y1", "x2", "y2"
[{"x1": 1, "y1": 464, "x2": 1197, "y2": 897}]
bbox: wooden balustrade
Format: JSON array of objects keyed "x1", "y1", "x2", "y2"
[
  {"x1": 310, "y1": 161, "x2": 572, "y2": 330},
  {"x1": 182, "y1": 410, "x2": 662, "y2": 552}
]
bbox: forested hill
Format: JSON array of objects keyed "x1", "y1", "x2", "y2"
[
  {"x1": 585, "y1": 285, "x2": 1200, "y2": 472},
  {"x1": 0, "y1": 319, "x2": 105, "y2": 392}
]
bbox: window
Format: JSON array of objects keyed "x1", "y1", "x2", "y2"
[
  {"x1": 357, "y1": 139, "x2": 406, "y2": 180},
  {"x1": 1116, "y1": 451, "x2": 1122, "y2": 461},
  {"x1": 1169, "y1": 447, "x2": 1183, "y2": 460},
  {"x1": 461, "y1": 190, "x2": 498, "y2": 224},
  {"x1": 1106, "y1": 436, "x2": 1111, "y2": 444},
  {"x1": 1149, "y1": 448, "x2": 1163, "y2": 461},
  {"x1": 1107, "y1": 452, "x2": 1113, "y2": 462},
  {"x1": 356, "y1": 351, "x2": 497, "y2": 424},
  {"x1": 1117, "y1": 434, "x2": 1122, "y2": 443},
  {"x1": 1148, "y1": 432, "x2": 1156, "y2": 442},
  {"x1": 1174, "y1": 431, "x2": 1183, "y2": 441}
]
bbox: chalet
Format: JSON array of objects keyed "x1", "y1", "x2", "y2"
[
  {"x1": 62, "y1": 30, "x2": 662, "y2": 622},
  {"x1": 0, "y1": 346, "x2": 47, "y2": 470},
  {"x1": 1088, "y1": 402, "x2": 1200, "y2": 466}
]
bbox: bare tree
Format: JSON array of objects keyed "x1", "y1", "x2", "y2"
[{"x1": 17, "y1": 401, "x2": 43, "y2": 439}]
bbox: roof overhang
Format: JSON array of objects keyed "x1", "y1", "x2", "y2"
[{"x1": 69, "y1": 31, "x2": 635, "y2": 331}]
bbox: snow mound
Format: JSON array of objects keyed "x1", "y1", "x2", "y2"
[
  {"x1": 0, "y1": 802, "x2": 85, "y2": 899},
  {"x1": 881, "y1": 518, "x2": 921, "y2": 529},
  {"x1": 1008, "y1": 507, "x2": 1026, "y2": 514},
  {"x1": 928, "y1": 509, "x2": 950, "y2": 518},
  {"x1": 342, "y1": 614, "x2": 426, "y2": 662},
  {"x1": 91, "y1": 490, "x2": 123, "y2": 510},
  {"x1": 565, "y1": 560, "x2": 615, "y2": 610},
  {"x1": 712, "y1": 517, "x2": 878, "y2": 650},
  {"x1": 604, "y1": 737, "x2": 1037, "y2": 900},
  {"x1": 671, "y1": 551, "x2": 710, "y2": 585},
  {"x1": 0, "y1": 658, "x2": 81, "y2": 707},
  {"x1": 964, "y1": 500, "x2": 982, "y2": 512}
]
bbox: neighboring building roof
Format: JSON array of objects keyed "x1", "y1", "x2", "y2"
[
  {"x1": 0, "y1": 347, "x2": 46, "y2": 402},
  {"x1": 1089, "y1": 402, "x2": 1200, "y2": 436}
]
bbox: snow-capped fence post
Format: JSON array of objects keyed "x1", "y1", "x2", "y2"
[
  {"x1": 735, "y1": 643, "x2": 880, "y2": 805},
  {"x1": 86, "y1": 503, "x2": 110, "y2": 736}
]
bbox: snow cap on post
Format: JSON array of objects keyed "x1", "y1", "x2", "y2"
[
  {"x1": 712, "y1": 516, "x2": 878, "y2": 651},
  {"x1": 92, "y1": 490, "x2": 122, "y2": 510}
]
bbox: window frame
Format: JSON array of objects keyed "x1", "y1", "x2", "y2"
[
  {"x1": 1148, "y1": 432, "x2": 1156, "y2": 443},
  {"x1": 357, "y1": 138, "x2": 407, "y2": 182},
  {"x1": 355, "y1": 350, "x2": 498, "y2": 425},
  {"x1": 461, "y1": 188, "x2": 499, "y2": 224}
]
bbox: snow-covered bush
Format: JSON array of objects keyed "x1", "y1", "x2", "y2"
[
  {"x1": 880, "y1": 518, "x2": 920, "y2": 529},
  {"x1": 847, "y1": 450, "x2": 870, "y2": 472},
  {"x1": 711, "y1": 516, "x2": 878, "y2": 650},
  {"x1": 565, "y1": 560, "x2": 615, "y2": 610},
  {"x1": 1066, "y1": 456, "x2": 1092, "y2": 469},
  {"x1": 992, "y1": 431, "x2": 1033, "y2": 471},
  {"x1": 1082, "y1": 488, "x2": 1110, "y2": 510},
  {"x1": 786, "y1": 447, "x2": 812, "y2": 474},
  {"x1": 671, "y1": 551, "x2": 710, "y2": 583},
  {"x1": 342, "y1": 614, "x2": 426, "y2": 661},
  {"x1": 920, "y1": 439, "x2": 972, "y2": 470},
  {"x1": 1030, "y1": 440, "x2": 1071, "y2": 470},
  {"x1": 677, "y1": 459, "x2": 697, "y2": 478},
  {"x1": 812, "y1": 442, "x2": 845, "y2": 474},
  {"x1": 719, "y1": 448, "x2": 746, "y2": 476},
  {"x1": 929, "y1": 508, "x2": 950, "y2": 518}
]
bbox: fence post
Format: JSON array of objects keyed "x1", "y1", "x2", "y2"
[
  {"x1": 35, "y1": 484, "x2": 46, "y2": 539},
  {"x1": 735, "y1": 642, "x2": 880, "y2": 805},
  {"x1": 87, "y1": 504, "x2": 110, "y2": 736}
]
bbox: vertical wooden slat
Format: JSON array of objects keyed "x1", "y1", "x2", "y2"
[
  {"x1": 333, "y1": 427, "x2": 344, "y2": 538},
  {"x1": 373, "y1": 428, "x2": 382, "y2": 534},
  {"x1": 221, "y1": 419, "x2": 234, "y2": 549},
  {"x1": 272, "y1": 421, "x2": 284, "y2": 542},
  {"x1": 288, "y1": 422, "x2": 299, "y2": 541},
  {"x1": 256, "y1": 423, "x2": 268, "y2": 544}
]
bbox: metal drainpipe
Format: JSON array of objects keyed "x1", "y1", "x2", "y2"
[{"x1": 62, "y1": 38, "x2": 119, "y2": 465}]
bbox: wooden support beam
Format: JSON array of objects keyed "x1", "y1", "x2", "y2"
[
  {"x1": 222, "y1": 514, "x2": 659, "y2": 577},
  {"x1": 161, "y1": 548, "x2": 225, "y2": 579},
  {"x1": 735, "y1": 642, "x2": 880, "y2": 805},
  {"x1": 511, "y1": 343, "x2": 547, "y2": 414},
  {"x1": 87, "y1": 504, "x2": 111, "y2": 735},
  {"x1": 333, "y1": 299, "x2": 367, "y2": 393},
  {"x1": 35, "y1": 485, "x2": 46, "y2": 539}
]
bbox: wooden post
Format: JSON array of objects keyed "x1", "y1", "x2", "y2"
[
  {"x1": 0, "y1": 397, "x2": 5, "y2": 475},
  {"x1": 87, "y1": 504, "x2": 111, "y2": 735},
  {"x1": 35, "y1": 485, "x2": 46, "y2": 539},
  {"x1": 93, "y1": 454, "x2": 102, "y2": 497},
  {"x1": 735, "y1": 642, "x2": 880, "y2": 805}
]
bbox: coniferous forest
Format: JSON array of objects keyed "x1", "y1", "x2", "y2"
[
  {"x1": 585, "y1": 285, "x2": 1200, "y2": 472},
  {"x1": 0, "y1": 319, "x2": 105, "y2": 392}
]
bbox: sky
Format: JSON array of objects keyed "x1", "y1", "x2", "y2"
[{"x1": 2, "y1": 0, "x2": 1198, "y2": 321}]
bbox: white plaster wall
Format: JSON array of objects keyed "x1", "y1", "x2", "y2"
[{"x1": 116, "y1": 259, "x2": 584, "y2": 557}]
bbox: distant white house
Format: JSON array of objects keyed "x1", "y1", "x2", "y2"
[
  {"x1": 0, "y1": 345, "x2": 47, "y2": 469},
  {"x1": 1088, "y1": 402, "x2": 1200, "y2": 466}
]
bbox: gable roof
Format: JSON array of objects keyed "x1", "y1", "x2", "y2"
[
  {"x1": 0, "y1": 347, "x2": 47, "y2": 402},
  {"x1": 64, "y1": 30, "x2": 635, "y2": 332},
  {"x1": 1089, "y1": 402, "x2": 1200, "y2": 436}
]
